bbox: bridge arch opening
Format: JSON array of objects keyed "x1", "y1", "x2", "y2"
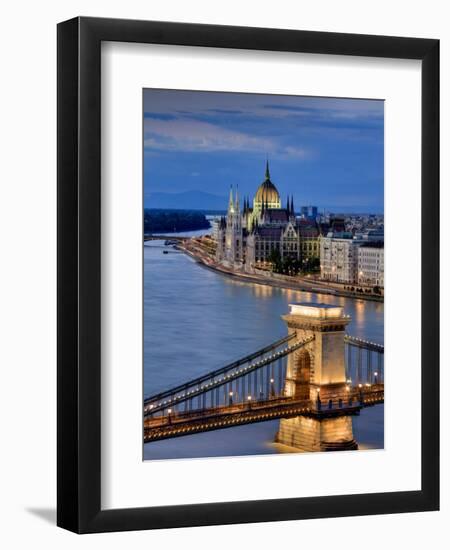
[{"x1": 293, "y1": 349, "x2": 312, "y2": 400}]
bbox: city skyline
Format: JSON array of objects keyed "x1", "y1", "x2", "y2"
[{"x1": 144, "y1": 89, "x2": 384, "y2": 213}]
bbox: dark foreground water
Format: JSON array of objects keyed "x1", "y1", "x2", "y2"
[{"x1": 144, "y1": 234, "x2": 384, "y2": 460}]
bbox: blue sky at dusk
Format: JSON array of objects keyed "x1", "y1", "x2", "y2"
[{"x1": 143, "y1": 89, "x2": 384, "y2": 213}]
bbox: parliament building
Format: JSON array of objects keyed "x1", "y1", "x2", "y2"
[{"x1": 215, "y1": 161, "x2": 322, "y2": 272}]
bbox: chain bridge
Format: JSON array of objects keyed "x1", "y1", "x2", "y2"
[{"x1": 144, "y1": 302, "x2": 384, "y2": 452}]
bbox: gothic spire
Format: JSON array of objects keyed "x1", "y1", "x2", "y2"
[
  {"x1": 291, "y1": 195, "x2": 295, "y2": 216},
  {"x1": 235, "y1": 184, "x2": 240, "y2": 212},
  {"x1": 286, "y1": 195, "x2": 290, "y2": 215},
  {"x1": 228, "y1": 185, "x2": 234, "y2": 213}
]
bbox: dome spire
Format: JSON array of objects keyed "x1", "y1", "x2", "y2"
[
  {"x1": 265, "y1": 157, "x2": 270, "y2": 180},
  {"x1": 254, "y1": 159, "x2": 281, "y2": 210}
]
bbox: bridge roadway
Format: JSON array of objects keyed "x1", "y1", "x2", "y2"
[{"x1": 144, "y1": 386, "x2": 384, "y2": 442}]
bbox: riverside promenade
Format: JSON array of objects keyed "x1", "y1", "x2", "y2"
[{"x1": 176, "y1": 237, "x2": 384, "y2": 303}]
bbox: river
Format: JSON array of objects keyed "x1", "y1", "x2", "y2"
[{"x1": 143, "y1": 230, "x2": 384, "y2": 460}]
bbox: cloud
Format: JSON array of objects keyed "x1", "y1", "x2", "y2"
[
  {"x1": 262, "y1": 99, "x2": 383, "y2": 118},
  {"x1": 262, "y1": 104, "x2": 316, "y2": 114},
  {"x1": 144, "y1": 116, "x2": 309, "y2": 158},
  {"x1": 282, "y1": 146, "x2": 310, "y2": 159},
  {"x1": 142, "y1": 93, "x2": 383, "y2": 161},
  {"x1": 207, "y1": 108, "x2": 245, "y2": 115},
  {"x1": 262, "y1": 102, "x2": 383, "y2": 124},
  {"x1": 144, "y1": 117, "x2": 271, "y2": 152},
  {"x1": 144, "y1": 112, "x2": 178, "y2": 121}
]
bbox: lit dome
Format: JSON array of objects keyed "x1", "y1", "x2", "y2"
[
  {"x1": 255, "y1": 179, "x2": 280, "y2": 204},
  {"x1": 254, "y1": 160, "x2": 281, "y2": 208}
]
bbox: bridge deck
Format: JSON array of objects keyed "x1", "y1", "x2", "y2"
[{"x1": 144, "y1": 388, "x2": 384, "y2": 443}]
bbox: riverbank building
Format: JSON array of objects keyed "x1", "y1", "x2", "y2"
[{"x1": 216, "y1": 161, "x2": 322, "y2": 272}]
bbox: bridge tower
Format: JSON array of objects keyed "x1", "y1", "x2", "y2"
[{"x1": 276, "y1": 302, "x2": 358, "y2": 452}]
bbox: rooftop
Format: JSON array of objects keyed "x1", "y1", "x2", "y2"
[
  {"x1": 288, "y1": 302, "x2": 346, "y2": 319},
  {"x1": 359, "y1": 240, "x2": 384, "y2": 248},
  {"x1": 292, "y1": 302, "x2": 338, "y2": 309}
]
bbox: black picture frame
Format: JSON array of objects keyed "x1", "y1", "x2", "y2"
[{"x1": 57, "y1": 16, "x2": 439, "y2": 533}]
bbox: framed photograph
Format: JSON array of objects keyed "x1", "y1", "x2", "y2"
[{"x1": 57, "y1": 17, "x2": 439, "y2": 533}]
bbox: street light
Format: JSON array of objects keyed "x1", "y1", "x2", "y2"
[
  {"x1": 247, "y1": 395, "x2": 252, "y2": 409},
  {"x1": 167, "y1": 408, "x2": 172, "y2": 424},
  {"x1": 228, "y1": 391, "x2": 233, "y2": 406},
  {"x1": 374, "y1": 371, "x2": 378, "y2": 385}
]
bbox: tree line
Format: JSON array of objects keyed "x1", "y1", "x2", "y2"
[
  {"x1": 268, "y1": 249, "x2": 320, "y2": 276},
  {"x1": 144, "y1": 209, "x2": 210, "y2": 233}
]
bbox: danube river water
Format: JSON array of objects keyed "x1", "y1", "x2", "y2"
[{"x1": 144, "y1": 232, "x2": 384, "y2": 460}]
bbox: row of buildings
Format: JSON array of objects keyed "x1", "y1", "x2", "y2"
[
  {"x1": 320, "y1": 235, "x2": 384, "y2": 287},
  {"x1": 214, "y1": 161, "x2": 384, "y2": 288}
]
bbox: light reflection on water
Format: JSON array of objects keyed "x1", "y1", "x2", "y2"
[{"x1": 144, "y1": 237, "x2": 384, "y2": 460}]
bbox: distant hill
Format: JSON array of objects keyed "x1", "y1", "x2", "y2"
[{"x1": 145, "y1": 190, "x2": 228, "y2": 210}]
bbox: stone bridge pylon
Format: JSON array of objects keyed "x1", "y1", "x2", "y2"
[{"x1": 276, "y1": 302, "x2": 358, "y2": 452}]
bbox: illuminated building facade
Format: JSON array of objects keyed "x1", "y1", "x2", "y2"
[{"x1": 215, "y1": 161, "x2": 321, "y2": 272}]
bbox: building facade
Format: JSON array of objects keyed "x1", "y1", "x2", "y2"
[
  {"x1": 211, "y1": 218, "x2": 221, "y2": 242},
  {"x1": 320, "y1": 236, "x2": 362, "y2": 284},
  {"x1": 320, "y1": 235, "x2": 384, "y2": 287},
  {"x1": 357, "y1": 242, "x2": 384, "y2": 287},
  {"x1": 216, "y1": 161, "x2": 383, "y2": 286},
  {"x1": 216, "y1": 161, "x2": 321, "y2": 272}
]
